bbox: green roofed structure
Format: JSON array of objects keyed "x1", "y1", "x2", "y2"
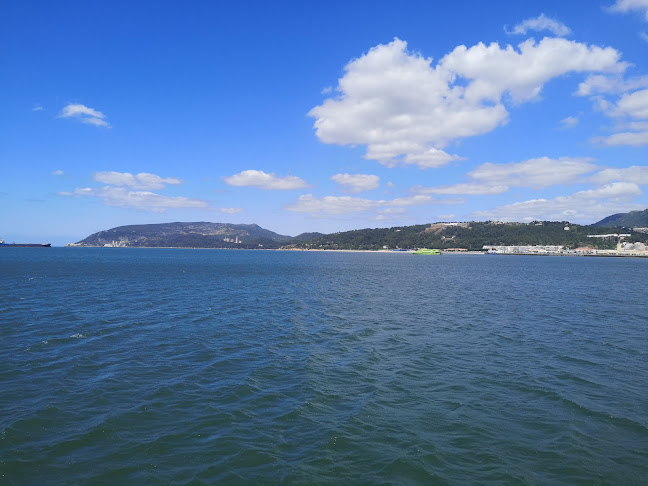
[{"x1": 413, "y1": 248, "x2": 442, "y2": 255}]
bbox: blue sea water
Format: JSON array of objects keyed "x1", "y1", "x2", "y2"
[{"x1": 1, "y1": 248, "x2": 647, "y2": 485}]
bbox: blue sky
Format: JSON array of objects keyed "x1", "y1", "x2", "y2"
[{"x1": 2, "y1": 0, "x2": 648, "y2": 245}]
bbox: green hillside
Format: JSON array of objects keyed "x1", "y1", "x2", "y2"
[
  {"x1": 285, "y1": 221, "x2": 648, "y2": 251},
  {"x1": 594, "y1": 209, "x2": 648, "y2": 228},
  {"x1": 75, "y1": 222, "x2": 292, "y2": 249}
]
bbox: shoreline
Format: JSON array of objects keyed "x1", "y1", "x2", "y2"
[{"x1": 58, "y1": 246, "x2": 648, "y2": 257}]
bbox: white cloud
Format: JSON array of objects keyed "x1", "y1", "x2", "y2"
[
  {"x1": 371, "y1": 207, "x2": 407, "y2": 221},
  {"x1": 507, "y1": 13, "x2": 572, "y2": 37},
  {"x1": 60, "y1": 170, "x2": 206, "y2": 212},
  {"x1": 588, "y1": 6, "x2": 648, "y2": 146},
  {"x1": 286, "y1": 194, "x2": 379, "y2": 215},
  {"x1": 590, "y1": 165, "x2": 648, "y2": 184},
  {"x1": 625, "y1": 121, "x2": 648, "y2": 131},
  {"x1": 591, "y1": 88, "x2": 648, "y2": 146},
  {"x1": 223, "y1": 170, "x2": 309, "y2": 190},
  {"x1": 51, "y1": 170, "x2": 64, "y2": 176},
  {"x1": 365, "y1": 143, "x2": 463, "y2": 169},
  {"x1": 61, "y1": 104, "x2": 104, "y2": 118},
  {"x1": 608, "y1": 0, "x2": 648, "y2": 20},
  {"x1": 331, "y1": 173, "x2": 380, "y2": 193},
  {"x1": 32, "y1": 104, "x2": 43, "y2": 112},
  {"x1": 415, "y1": 157, "x2": 597, "y2": 195},
  {"x1": 417, "y1": 183, "x2": 509, "y2": 195},
  {"x1": 472, "y1": 182, "x2": 643, "y2": 223},
  {"x1": 217, "y1": 207, "x2": 243, "y2": 214},
  {"x1": 378, "y1": 208, "x2": 406, "y2": 215},
  {"x1": 596, "y1": 131, "x2": 648, "y2": 146},
  {"x1": 560, "y1": 116, "x2": 579, "y2": 128},
  {"x1": 59, "y1": 186, "x2": 207, "y2": 213},
  {"x1": 576, "y1": 74, "x2": 648, "y2": 96},
  {"x1": 94, "y1": 171, "x2": 183, "y2": 190},
  {"x1": 612, "y1": 88, "x2": 648, "y2": 118},
  {"x1": 440, "y1": 38, "x2": 626, "y2": 103},
  {"x1": 59, "y1": 103, "x2": 110, "y2": 127},
  {"x1": 389, "y1": 194, "x2": 438, "y2": 206},
  {"x1": 309, "y1": 38, "x2": 625, "y2": 167},
  {"x1": 468, "y1": 157, "x2": 598, "y2": 188},
  {"x1": 284, "y1": 193, "x2": 448, "y2": 215},
  {"x1": 584, "y1": 182, "x2": 642, "y2": 197}
]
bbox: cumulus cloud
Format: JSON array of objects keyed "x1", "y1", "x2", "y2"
[
  {"x1": 223, "y1": 170, "x2": 309, "y2": 190},
  {"x1": 611, "y1": 88, "x2": 648, "y2": 118},
  {"x1": 414, "y1": 157, "x2": 597, "y2": 195},
  {"x1": 331, "y1": 173, "x2": 380, "y2": 193},
  {"x1": 285, "y1": 193, "x2": 459, "y2": 216},
  {"x1": 365, "y1": 144, "x2": 463, "y2": 169},
  {"x1": 472, "y1": 182, "x2": 643, "y2": 223},
  {"x1": 59, "y1": 103, "x2": 110, "y2": 127},
  {"x1": 372, "y1": 207, "x2": 407, "y2": 221},
  {"x1": 590, "y1": 87, "x2": 648, "y2": 146},
  {"x1": 417, "y1": 183, "x2": 509, "y2": 195},
  {"x1": 506, "y1": 13, "x2": 572, "y2": 37},
  {"x1": 94, "y1": 171, "x2": 183, "y2": 190},
  {"x1": 309, "y1": 38, "x2": 625, "y2": 168},
  {"x1": 60, "y1": 170, "x2": 207, "y2": 212},
  {"x1": 595, "y1": 131, "x2": 648, "y2": 146},
  {"x1": 286, "y1": 194, "x2": 379, "y2": 215},
  {"x1": 577, "y1": 74, "x2": 648, "y2": 96},
  {"x1": 217, "y1": 207, "x2": 243, "y2": 214},
  {"x1": 440, "y1": 38, "x2": 625, "y2": 102},
  {"x1": 59, "y1": 186, "x2": 207, "y2": 212},
  {"x1": 51, "y1": 170, "x2": 64, "y2": 176},
  {"x1": 468, "y1": 157, "x2": 597, "y2": 188},
  {"x1": 32, "y1": 104, "x2": 43, "y2": 112},
  {"x1": 641, "y1": 31, "x2": 648, "y2": 42},
  {"x1": 608, "y1": 0, "x2": 648, "y2": 20},
  {"x1": 590, "y1": 165, "x2": 648, "y2": 184},
  {"x1": 389, "y1": 194, "x2": 441, "y2": 206},
  {"x1": 560, "y1": 116, "x2": 579, "y2": 128}
]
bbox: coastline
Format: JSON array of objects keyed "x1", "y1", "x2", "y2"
[{"x1": 59, "y1": 246, "x2": 648, "y2": 257}]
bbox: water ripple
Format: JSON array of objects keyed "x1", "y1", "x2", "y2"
[{"x1": 1, "y1": 249, "x2": 647, "y2": 484}]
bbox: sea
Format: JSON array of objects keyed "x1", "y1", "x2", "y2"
[{"x1": 1, "y1": 248, "x2": 647, "y2": 485}]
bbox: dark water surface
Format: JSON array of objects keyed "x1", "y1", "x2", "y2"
[{"x1": 1, "y1": 248, "x2": 647, "y2": 485}]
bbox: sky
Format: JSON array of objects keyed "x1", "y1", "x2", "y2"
[{"x1": 2, "y1": 0, "x2": 648, "y2": 245}]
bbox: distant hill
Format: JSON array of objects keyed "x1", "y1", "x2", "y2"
[
  {"x1": 291, "y1": 232, "x2": 326, "y2": 242},
  {"x1": 74, "y1": 222, "x2": 292, "y2": 249},
  {"x1": 284, "y1": 221, "x2": 648, "y2": 251},
  {"x1": 594, "y1": 209, "x2": 648, "y2": 228},
  {"x1": 73, "y1": 218, "x2": 648, "y2": 251}
]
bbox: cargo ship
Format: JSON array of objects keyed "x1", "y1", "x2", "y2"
[{"x1": 0, "y1": 239, "x2": 51, "y2": 248}]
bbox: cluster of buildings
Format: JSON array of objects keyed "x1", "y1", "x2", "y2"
[
  {"x1": 619, "y1": 241, "x2": 647, "y2": 252},
  {"x1": 482, "y1": 242, "x2": 648, "y2": 257},
  {"x1": 482, "y1": 245, "x2": 567, "y2": 255},
  {"x1": 222, "y1": 236, "x2": 242, "y2": 244}
]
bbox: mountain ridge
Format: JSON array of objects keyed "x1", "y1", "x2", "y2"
[
  {"x1": 75, "y1": 222, "x2": 296, "y2": 248},
  {"x1": 594, "y1": 209, "x2": 648, "y2": 228},
  {"x1": 72, "y1": 213, "x2": 648, "y2": 250}
]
